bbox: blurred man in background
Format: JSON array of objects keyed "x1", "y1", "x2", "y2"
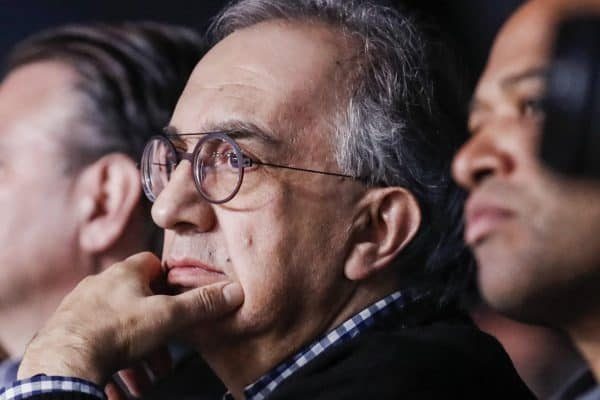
[
  {"x1": 0, "y1": 22, "x2": 204, "y2": 390},
  {"x1": 453, "y1": 0, "x2": 600, "y2": 398}
]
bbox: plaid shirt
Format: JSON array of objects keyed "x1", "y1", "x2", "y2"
[
  {"x1": 0, "y1": 375, "x2": 105, "y2": 400},
  {"x1": 225, "y1": 290, "x2": 406, "y2": 400},
  {"x1": 0, "y1": 291, "x2": 406, "y2": 400}
]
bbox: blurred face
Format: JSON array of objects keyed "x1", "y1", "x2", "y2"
[
  {"x1": 151, "y1": 22, "x2": 365, "y2": 345},
  {"x1": 0, "y1": 62, "x2": 88, "y2": 311},
  {"x1": 452, "y1": 0, "x2": 600, "y2": 323}
]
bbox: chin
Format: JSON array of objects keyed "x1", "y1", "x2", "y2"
[
  {"x1": 174, "y1": 315, "x2": 242, "y2": 350},
  {"x1": 475, "y1": 252, "x2": 565, "y2": 326},
  {"x1": 475, "y1": 241, "x2": 538, "y2": 322}
]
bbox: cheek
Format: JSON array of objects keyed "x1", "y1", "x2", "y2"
[
  {"x1": 475, "y1": 233, "x2": 536, "y2": 313},
  {"x1": 0, "y1": 183, "x2": 74, "y2": 245},
  {"x1": 0, "y1": 191, "x2": 81, "y2": 299},
  {"x1": 475, "y1": 214, "x2": 565, "y2": 316},
  {"x1": 223, "y1": 209, "x2": 299, "y2": 301},
  {"x1": 227, "y1": 218, "x2": 284, "y2": 284}
]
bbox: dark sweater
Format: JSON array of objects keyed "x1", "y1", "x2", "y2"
[{"x1": 268, "y1": 315, "x2": 535, "y2": 399}]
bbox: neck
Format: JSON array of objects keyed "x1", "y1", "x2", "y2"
[
  {"x1": 197, "y1": 275, "x2": 399, "y2": 399},
  {"x1": 567, "y1": 312, "x2": 600, "y2": 381},
  {"x1": 0, "y1": 287, "x2": 69, "y2": 358},
  {"x1": 0, "y1": 253, "x2": 115, "y2": 358}
]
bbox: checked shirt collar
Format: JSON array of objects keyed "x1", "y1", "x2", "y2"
[{"x1": 225, "y1": 290, "x2": 408, "y2": 400}]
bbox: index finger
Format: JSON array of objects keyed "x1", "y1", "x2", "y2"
[
  {"x1": 117, "y1": 252, "x2": 163, "y2": 282},
  {"x1": 142, "y1": 281, "x2": 244, "y2": 336}
]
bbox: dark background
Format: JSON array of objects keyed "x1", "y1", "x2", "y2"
[{"x1": 0, "y1": 0, "x2": 524, "y2": 89}]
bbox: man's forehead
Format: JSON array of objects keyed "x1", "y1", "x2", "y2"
[
  {"x1": 0, "y1": 61, "x2": 80, "y2": 147},
  {"x1": 171, "y1": 20, "x2": 351, "y2": 142},
  {"x1": 483, "y1": 0, "x2": 600, "y2": 81},
  {"x1": 197, "y1": 20, "x2": 347, "y2": 80},
  {"x1": 472, "y1": 1, "x2": 555, "y2": 104},
  {"x1": 0, "y1": 62, "x2": 77, "y2": 114}
]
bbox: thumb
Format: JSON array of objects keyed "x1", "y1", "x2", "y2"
[{"x1": 161, "y1": 281, "x2": 244, "y2": 328}]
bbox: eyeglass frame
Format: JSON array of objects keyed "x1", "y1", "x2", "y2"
[{"x1": 141, "y1": 130, "x2": 366, "y2": 204}]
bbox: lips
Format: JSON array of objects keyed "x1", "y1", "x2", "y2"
[
  {"x1": 164, "y1": 258, "x2": 227, "y2": 289},
  {"x1": 465, "y1": 196, "x2": 514, "y2": 246}
]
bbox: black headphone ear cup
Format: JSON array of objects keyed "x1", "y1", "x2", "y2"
[{"x1": 541, "y1": 16, "x2": 600, "y2": 178}]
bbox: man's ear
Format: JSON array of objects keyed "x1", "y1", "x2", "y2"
[
  {"x1": 75, "y1": 153, "x2": 142, "y2": 255},
  {"x1": 345, "y1": 187, "x2": 421, "y2": 281}
]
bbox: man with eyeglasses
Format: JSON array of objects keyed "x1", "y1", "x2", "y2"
[{"x1": 3, "y1": 1, "x2": 532, "y2": 399}]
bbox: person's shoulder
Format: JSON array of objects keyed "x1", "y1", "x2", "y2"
[
  {"x1": 376, "y1": 315, "x2": 514, "y2": 369},
  {"x1": 577, "y1": 384, "x2": 600, "y2": 400},
  {"x1": 271, "y1": 315, "x2": 535, "y2": 399},
  {"x1": 359, "y1": 317, "x2": 533, "y2": 394}
]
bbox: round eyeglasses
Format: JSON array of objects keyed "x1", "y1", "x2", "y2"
[{"x1": 140, "y1": 131, "x2": 362, "y2": 204}]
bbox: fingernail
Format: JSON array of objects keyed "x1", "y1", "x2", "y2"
[{"x1": 223, "y1": 282, "x2": 244, "y2": 306}]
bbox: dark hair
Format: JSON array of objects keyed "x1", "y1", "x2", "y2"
[
  {"x1": 5, "y1": 22, "x2": 205, "y2": 251},
  {"x1": 211, "y1": 0, "x2": 472, "y2": 307},
  {"x1": 6, "y1": 21, "x2": 204, "y2": 172}
]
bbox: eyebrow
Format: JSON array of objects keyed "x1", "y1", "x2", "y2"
[
  {"x1": 163, "y1": 120, "x2": 281, "y2": 148},
  {"x1": 468, "y1": 98, "x2": 490, "y2": 115},
  {"x1": 468, "y1": 67, "x2": 548, "y2": 115},
  {"x1": 500, "y1": 67, "x2": 547, "y2": 89}
]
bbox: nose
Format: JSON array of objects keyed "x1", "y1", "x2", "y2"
[
  {"x1": 151, "y1": 161, "x2": 216, "y2": 232},
  {"x1": 452, "y1": 130, "x2": 515, "y2": 190}
]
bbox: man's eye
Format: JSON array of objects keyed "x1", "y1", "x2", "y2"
[
  {"x1": 521, "y1": 97, "x2": 545, "y2": 119},
  {"x1": 227, "y1": 152, "x2": 240, "y2": 168},
  {"x1": 227, "y1": 152, "x2": 253, "y2": 169}
]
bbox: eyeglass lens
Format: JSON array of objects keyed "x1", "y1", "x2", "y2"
[
  {"x1": 141, "y1": 136, "x2": 176, "y2": 202},
  {"x1": 193, "y1": 135, "x2": 243, "y2": 203},
  {"x1": 141, "y1": 134, "x2": 245, "y2": 204}
]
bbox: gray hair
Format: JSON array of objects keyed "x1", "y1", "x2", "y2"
[{"x1": 210, "y1": 0, "x2": 472, "y2": 306}]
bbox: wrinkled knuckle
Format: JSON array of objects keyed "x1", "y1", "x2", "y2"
[{"x1": 197, "y1": 288, "x2": 221, "y2": 314}]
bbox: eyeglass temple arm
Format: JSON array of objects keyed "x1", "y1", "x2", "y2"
[
  {"x1": 246, "y1": 158, "x2": 361, "y2": 181},
  {"x1": 166, "y1": 146, "x2": 366, "y2": 182}
]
